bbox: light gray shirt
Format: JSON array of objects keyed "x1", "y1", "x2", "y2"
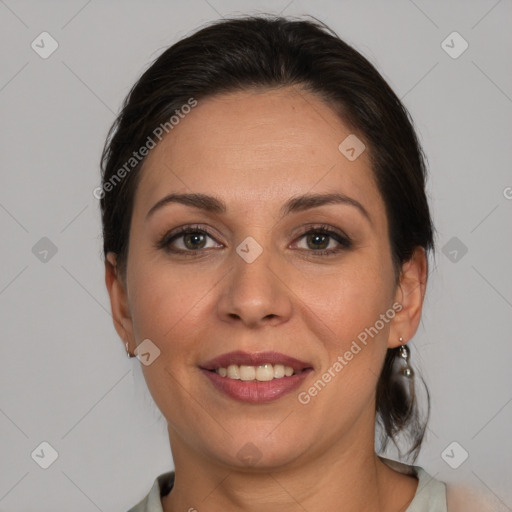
[{"x1": 127, "y1": 457, "x2": 447, "y2": 512}]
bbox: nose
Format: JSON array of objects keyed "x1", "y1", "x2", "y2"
[{"x1": 216, "y1": 241, "x2": 293, "y2": 328}]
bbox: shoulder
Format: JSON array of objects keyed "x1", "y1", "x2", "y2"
[
  {"x1": 126, "y1": 471, "x2": 175, "y2": 512},
  {"x1": 446, "y1": 482, "x2": 509, "y2": 512},
  {"x1": 379, "y1": 456, "x2": 447, "y2": 512},
  {"x1": 381, "y1": 456, "x2": 508, "y2": 512},
  {"x1": 408, "y1": 466, "x2": 447, "y2": 511}
]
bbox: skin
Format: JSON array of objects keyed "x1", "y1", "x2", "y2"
[{"x1": 105, "y1": 86, "x2": 428, "y2": 512}]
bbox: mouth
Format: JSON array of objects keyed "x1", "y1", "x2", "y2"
[
  {"x1": 199, "y1": 351, "x2": 313, "y2": 403},
  {"x1": 210, "y1": 363, "x2": 303, "y2": 381},
  {"x1": 200, "y1": 350, "x2": 313, "y2": 379}
]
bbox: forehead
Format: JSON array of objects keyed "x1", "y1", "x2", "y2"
[{"x1": 133, "y1": 86, "x2": 384, "y2": 221}]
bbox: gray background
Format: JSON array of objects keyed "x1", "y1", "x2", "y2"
[{"x1": 1, "y1": 0, "x2": 511, "y2": 510}]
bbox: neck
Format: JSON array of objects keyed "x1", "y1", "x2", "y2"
[{"x1": 161, "y1": 409, "x2": 418, "y2": 512}]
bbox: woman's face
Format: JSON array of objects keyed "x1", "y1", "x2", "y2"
[{"x1": 107, "y1": 86, "x2": 422, "y2": 470}]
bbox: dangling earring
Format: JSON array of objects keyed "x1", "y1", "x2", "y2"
[
  {"x1": 125, "y1": 341, "x2": 133, "y2": 358},
  {"x1": 398, "y1": 337, "x2": 414, "y2": 378}
]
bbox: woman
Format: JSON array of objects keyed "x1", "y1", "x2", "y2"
[{"x1": 101, "y1": 15, "x2": 450, "y2": 511}]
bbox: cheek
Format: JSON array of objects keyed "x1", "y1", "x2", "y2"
[
  {"x1": 127, "y1": 239, "x2": 395, "y2": 354},
  {"x1": 127, "y1": 259, "x2": 218, "y2": 421},
  {"x1": 299, "y1": 256, "x2": 394, "y2": 341},
  {"x1": 297, "y1": 254, "x2": 394, "y2": 398},
  {"x1": 128, "y1": 260, "x2": 217, "y2": 345}
]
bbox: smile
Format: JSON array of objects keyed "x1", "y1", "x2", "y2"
[
  {"x1": 200, "y1": 351, "x2": 313, "y2": 403},
  {"x1": 213, "y1": 363, "x2": 304, "y2": 381}
]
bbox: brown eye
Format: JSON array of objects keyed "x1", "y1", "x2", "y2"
[
  {"x1": 156, "y1": 226, "x2": 223, "y2": 254},
  {"x1": 293, "y1": 226, "x2": 352, "y2": 256},
  {"x1": 305, "y1": 232, "x2": 330, "y2": 250},
  {"x1": 183, "y1": 232, "x2": 207, "y2": 250}
]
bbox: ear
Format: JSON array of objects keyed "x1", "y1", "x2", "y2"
[
  {"x1": 388, "y1": 247, "x2": 428, "y2": 348},
  {"x1": 104, "y1": 252, "x2": 135, "y2": 351}
]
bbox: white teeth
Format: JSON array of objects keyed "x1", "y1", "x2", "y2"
[
  {"x1": 240, "y1": 365, "x2": 256, "y2": 381},
  {"x1": 255, "y1": 363, "x2": 273, "y2": 381},
  {"x1": 273, "y1": 364, "x2": 285, "y2": 379},
  {"x1": 215, "y1": 363, "x2": 299, "y2": 381},
  {"x1": 227, "y1": 364, "x2": 240, "y2": 379}
]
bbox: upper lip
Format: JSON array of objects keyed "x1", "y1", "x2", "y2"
[{"x1": 200, "y1": 351, "x2": 313, "y2": 372}]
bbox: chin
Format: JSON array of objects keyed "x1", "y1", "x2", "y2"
[{"x1": 217, "y1": 430, "x2": 308, "y2": 471}]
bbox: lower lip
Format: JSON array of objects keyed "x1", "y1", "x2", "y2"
[{"x1": 201, "y1": 368, "x2": 312, "y2": 403}]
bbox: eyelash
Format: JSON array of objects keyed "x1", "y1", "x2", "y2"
[{"x1": 155, "y1": 223, "x2": 352, "y2": 257}]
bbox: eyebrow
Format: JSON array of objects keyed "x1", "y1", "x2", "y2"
[{"x1": 145, "y1": 192, "x2": 371, "y2": 223}]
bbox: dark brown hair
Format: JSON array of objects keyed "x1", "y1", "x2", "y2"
[{"x1": 100, "y1": 15, "x2": 435, "y2": 461}]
